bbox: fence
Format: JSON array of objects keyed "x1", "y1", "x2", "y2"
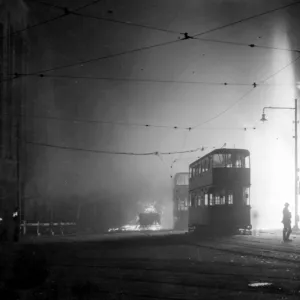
[{"x1": 20, "y1": 221, "x2": 77, "y2": 236}]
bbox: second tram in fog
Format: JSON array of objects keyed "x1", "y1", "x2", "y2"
[
  {"x1": 173, "y1": 173, "x2": 189, "y2": 230},
  {"x1": 188, "y1": 148, "x2": 251, "y2": 234}
]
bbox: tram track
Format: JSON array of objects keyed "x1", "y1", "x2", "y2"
[
  {"x1": 26, "y1": 233, "x2": 300, "y2": 299},
  {"x1": 196, "y1": 238, "x2": 300, "y2": 254},
  {"x1": 191, "y1": 243, "x2": 300, "y2": 264},
  {"x1": 186, "y1": 236, "x2": 300, "y2": 264},
  {"x1": 48, "y1": 259, "x2": 300, "y2": 299},
  {"x1": 50, "y1": 259, "x2": 300, "y2": 282},
  {"x1": 54, "y1": 283, "x2": 300, "y2": 300}
]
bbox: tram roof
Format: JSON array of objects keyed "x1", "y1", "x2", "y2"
[
  {"x1": 174, "y1": 172, "x2": 189, "y2": 177},
  {"x1": 190, "y1": 148, "x2": 250, "y2": 167}
]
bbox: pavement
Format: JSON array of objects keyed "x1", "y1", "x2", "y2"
[{"x1": 1, "y1": 230, "x2": 300, "y2": 299}]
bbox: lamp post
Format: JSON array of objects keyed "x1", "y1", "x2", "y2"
[{"x1": 260, "y1": 99, "x2": 299, "y2": 231}]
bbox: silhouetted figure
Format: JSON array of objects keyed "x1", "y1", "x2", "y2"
[
  {"x1": 251, "y1": 208, "x2": 259, "y2": 236},
  {"x1": 12, "y1": 207, "x2": 20, "y2": 242},
  {"x1": 282, "y1": 203, "x2": 292, "y2": 242}
]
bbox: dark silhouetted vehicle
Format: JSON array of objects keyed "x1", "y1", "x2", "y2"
[
  {"x1": 188, "y1": 148, "x2": 251, "y2": 235},
  {"x1": 173, "y1": 173, "x2": 189, "y2": 230},
  {"x1": 139, "y1": 212, "x2": 160, "y2": 227}
]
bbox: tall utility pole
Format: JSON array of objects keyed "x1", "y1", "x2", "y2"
[
  {"x1": 294, "y1": 99, "x2": 298, "y2": 230},
  {"x1": 260, "y1": 99, "x2": 299, "y2": 230},
  {"x1": 0, "y1": 0, "x2": 28, "y2": 241}
]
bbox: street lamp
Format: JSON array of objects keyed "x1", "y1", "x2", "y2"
[
  {"x1": 260, "y1": 113, "x2": 267, "y2": 122},
  {"x1": 260, "y1": 99, "x2": 299, "y2": 231}
]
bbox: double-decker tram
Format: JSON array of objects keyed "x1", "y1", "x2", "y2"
[
  {"x1": 173, "y1": 173, "x2": 189, "y2": 230},
  {"x1": 188, "y1": 148, "x2": 251, "y2": 235}
]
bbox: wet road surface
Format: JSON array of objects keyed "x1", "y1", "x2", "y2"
[{"x1": 1, "y1": 231, "x2": 300, "y2": 299}]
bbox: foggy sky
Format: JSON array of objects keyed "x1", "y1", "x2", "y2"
[{"x1": 23, "y1": 0, "x2": 300, "y2": 227}]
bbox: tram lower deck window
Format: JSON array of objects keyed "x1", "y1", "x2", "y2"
[
  {"x1": 228, "y1": 192, "x2": 233, "y2": 205},
  {"x1": 214, "y1": 195, "x2": 226, "y2": 205},
  {"x1": 220, "y1": 196, "x2": 225, "y2": 205},
  {"x1": 205, "y1": 194, "x2": 208, "y2": 206},
  {"x1": 243, "y1": 187, "x2": 250, "y2": 205},
  {"x1": 197, "y1": 196, "x2": 201, "y2": 207}
]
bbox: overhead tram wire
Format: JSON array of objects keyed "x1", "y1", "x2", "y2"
[
  {"x1": 192, "y1": 53, "x2": 300, "y2": 129},
  {"x1": 192, "y1": 0, "x2": 300, "y2": 38},
  {"x1": 0, "y1": 0, "x2": 104, "y2": 40},
  {"x1": 28, "y1": 0, "x2": 179, "y2": 35},
  {"x1": 193, "y1": 36, "x2": 300, "y2": 54},
  {"x1": 28, "y1": 0, "x2": 300, "y2": 54},
  {"x1": 192, "y1": 89, "x2": 256, "y2": 129},
  {"x1": 27, "y1": 73, "x2": 300, "y2": 89},
  {"x1": 13, "y1": 0, "x2": 300, "y2": 79},
  {"x1": 1, "y1": 112, "x2": 255, "y2": 132},
  {"x1": 22, "y1": 114, "x2": 192, "y2": 131},
  {"x1": 22, "y1": 39, "x2": 181, "y2": 77},
  {"x1": 29, "y1": 74, "x2": 261, "y2": 86},
  {"x1": 169, "y1": 131, "x2": 191, "y2": 176},
  {"x1": 25, "y1": 140, "x2": 208, "y2": 156},
  {"x1": 260, "y1": 54, "x2": 300, "y2": 84}
]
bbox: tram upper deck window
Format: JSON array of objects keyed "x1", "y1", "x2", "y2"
[
  {"x1": 191, "y1": 167, "x2": 196, "y2": 178},
  {"x1": 212, "y1": 153, "x2": 226, "y2": 168},
  {"x1": 235, "y1": 154, "x2": 250, "y2": 168},
  {"x1": 202, "y1": 157, "x2": 210, "y2": 172},
  {"x1": 207, "y1": 157, "x2": 211, "y2": 171},
  {"x1": 225, "y1": 154, "x2": 232, "y2": 167},
  {"x1": 196, "y1": 162, "x2": 200, "y2": 176},
  {"x1": 176, "y1": 174, "x2": 189, "y2": 185},
  {"x1": 201, "y1": 159, "x2": 206, "y2": 173},
  {"x1": 228, "y1": 192, "x2": 233, "y2": 204},
  {"x1": 213, "y1": 152, "x2": 250, "y2": 168}
]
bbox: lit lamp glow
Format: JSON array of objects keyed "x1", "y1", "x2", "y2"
[{"x1": 259, "y1": 100, "x2": 299, "y2": 231}]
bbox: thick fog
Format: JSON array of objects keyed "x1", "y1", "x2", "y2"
[{"x1": 23, "y1": 0, "x2": 300, "y2": 230}]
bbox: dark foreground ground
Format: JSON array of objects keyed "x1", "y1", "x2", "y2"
[{"x1": 1, "y1": 230, "x2": 300, "y2": 299}]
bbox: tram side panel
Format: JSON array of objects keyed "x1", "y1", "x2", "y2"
[
  {"x1": 188, "y1": 168, "x2": 251, "y2": 232},
  {"x1": 173, "y1": 185, "x2": 189, "y2": 230},
  {"x1": 209, "y1": 204, "x2": 251, "y2": 231},
  {"x1": 188, "y1": 205, "x2": 210, "y2": 231},
  {"x1": 173, "y1": 173, "x2": 189, "y2": 230},
  {"x1": 213, "y1": 168, "x2": 250, "y2": 187}
]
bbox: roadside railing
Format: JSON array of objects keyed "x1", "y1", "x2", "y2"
[{"x1": 20, "y1": 221, "x2": 77, "y2": 236}]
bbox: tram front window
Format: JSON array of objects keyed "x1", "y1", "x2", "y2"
[
  {"x1": 234, "y1": 153, "x2": 250, "y2": 168},
  {"x1": 213, "y1": 152, "x2": 250, "y2": 168},
  {"x1": 213, "y1": 154, "x2": 226, "y2": 168},
  {"x1": 177, "y1": 174, "x2": 189, "y2": 185}
]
